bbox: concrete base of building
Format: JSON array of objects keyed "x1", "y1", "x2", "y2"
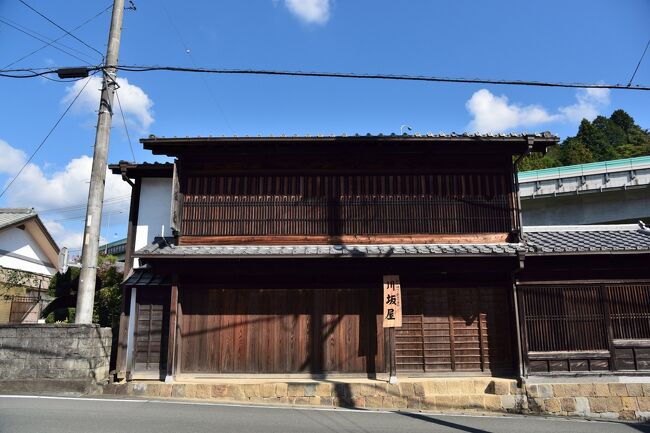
[
  {"x1": 100, "y1": 377, "x2": 650, "y2": 421},
  {"x1": 103, "y1": 377, "x2": 522, "y2": 413},
  {"x1": 0, "y1": 379, "x2": 104, "y2": 395}
]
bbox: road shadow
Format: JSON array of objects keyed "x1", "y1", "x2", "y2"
[{"x1": 398, "y1": 411, "x2": 492, "y2": 433}]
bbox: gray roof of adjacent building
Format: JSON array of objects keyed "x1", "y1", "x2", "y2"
[
  {"x1": 0, "y1": 208, "x2": 37, "y2": 230},
  {"x1": 524, "y1": 223, "x2": 650, "y2": 255}
]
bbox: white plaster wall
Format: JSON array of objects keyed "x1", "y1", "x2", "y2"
[
  {"x1": 0, "y1": 227, "x2": 56, "y2": 276},
  {"x1": 134, "y1": 178, "x2": 173, "y2": 267}
]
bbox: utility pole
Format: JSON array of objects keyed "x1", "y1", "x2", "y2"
[{"x1": 75, "y1": 0, "x2": 125, "y2": 324}]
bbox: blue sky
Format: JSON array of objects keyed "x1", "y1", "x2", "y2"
[{"x1": 0, "y1": 0, "x2": 648, "y2": 250}]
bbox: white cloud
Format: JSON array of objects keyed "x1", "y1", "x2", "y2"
[
  {"x1": 558, "y1": 88, "x2": 611, "y2": 123},
  {"x1": 43, "y1": 220, "x2": 83, "y2": 250},
  {"x1": 466, "y1": 88, "x2": 611, "y2": 133},
  {"x1": 285, "y1": 0, "x2": 330, "y2": 24},
  {"x1": 43, "y1": 220, "x2": 109, "y2": 250},
  {"x1": 0, "y1": 139, "x2": 131, "y2": 248},
  {"x1": 0, "y1": 139, "x2": 27, "y2": 175},
  {"x1": 466, "y1": 89, "x2": 555, "y2": 133},
  {"x1": 63, "y1": 76, "x2": 154, "y2": 131},
  {"x1": 0, "y1": 153, "x2": 131, "y2": 210}
]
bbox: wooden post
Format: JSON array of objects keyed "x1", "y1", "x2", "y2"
[
  {"x1": 387, "y1": 327, "x2": 397, "y2": 383},
  {"x1": 165, "y1": 276, "x2": 179, "y2": 382},
  {"x1": 382, "y1": 275, "x2": 401, "y2": 384},
  {"x1": 115, "y1": 286, "x2": 130, "y2": 380},
  {"x1": 511, "y1": 280, "x2": 525, "y2": 378},
  {"x1": 601, "y1": 284, "x2": 617, "y2": 371},
  {"x1": 516, "y1": 285, "x2": 529, "y2": 376},
  {"x1": 125, "y1": 286, "x2": 137, "y2": 381}
]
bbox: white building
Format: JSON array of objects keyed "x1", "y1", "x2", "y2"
[{"x1": 0, "y1": 208, "x2": 59, "y2": 323}]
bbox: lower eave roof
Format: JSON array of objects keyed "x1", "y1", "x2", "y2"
[
  {"x1": 134, "y1": 241, "x2": 525, "y2": 259},
  {"x1": 133, "y1": 224, "x2": 650, "y2": 259}
]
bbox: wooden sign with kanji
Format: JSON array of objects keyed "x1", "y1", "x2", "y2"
[{"x1": 383, "y1": 275, "x2": 402, "y2": 328}]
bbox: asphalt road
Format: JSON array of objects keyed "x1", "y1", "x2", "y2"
[{"x1": 1, "y1": 395, "x2": 650, "y2": 433}]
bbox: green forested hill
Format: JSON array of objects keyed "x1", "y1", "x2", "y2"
[{"x1": 519, "y1": 110, "x2": 650, "y2": 171}]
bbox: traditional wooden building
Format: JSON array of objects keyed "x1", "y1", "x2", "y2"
[{"x1": 110, "y1": 133, "x2": 650, "y2": 382}]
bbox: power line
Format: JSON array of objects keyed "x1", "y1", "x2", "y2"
[
  {"x1": 0, "y1": 73, "x2": 97, "y2": 200},
  {"x1": 0, "y1": 17, "x2": 94, "y2": 66},
  {"x1": 157, "y1": 0, "x2": 235, "y2": 133},
  {"x1": 38, "y1": 195, "x2": 130, "y2": 214},
  {"x1": 116, "y1": 65, "x2": 650, "y2": 91},
  {"x1": 115, "y1": 88, "x2": 137, "y2": 162},
  {"x1": 3, "y1": 64, "x2": 650, "y2": 91},
  {"x1": 3, "y1": 4, "x2": 112, "y2": 70},
  {"x1": 628, "y1": 38, "x2": 650, "y2": 87},
  {"x1": 50, "y1": 209, "x2": 126, "y2": 223},
  {"x1": 17, "y1": 0, "x2": 105, "y2": 59},
  {"x1": 0, "y1": 16, "x2": 97, "y2": 64}
]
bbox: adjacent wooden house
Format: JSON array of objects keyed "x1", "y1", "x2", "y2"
[{"x1": 110, "y1": 133, "x2": 650, "y2": 381}]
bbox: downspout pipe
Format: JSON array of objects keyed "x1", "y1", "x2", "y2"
[{"x1": 120, "y1": 165, "x2": 135, "y2": 188}]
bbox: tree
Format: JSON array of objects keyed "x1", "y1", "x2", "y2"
[
  {"x1": 560, "y1": 138, "x2": 594, "y2": 165},
  {"x1": 611, "y1": 109, "x2": 635, "y2": 132},
  {"x1": 43, "y1": 255, "x2": 122, "y2": 327},
  {"x1": 518, "y1": 109, "x2": 650, "y2": 171}
]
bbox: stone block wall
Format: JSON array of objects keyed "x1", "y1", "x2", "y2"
[
  {"x1": 0, "y1": 324, "x2": 112, "y2": 385},
  {"x1": 104, "y1": 378, "x2": 522, "y2": 412},
  {"x1": 526, "y1": 382, "x2": 650, "y2": 421},
  {"x1": 104, "y1": 377, "x2": 650, "y2": 421}
]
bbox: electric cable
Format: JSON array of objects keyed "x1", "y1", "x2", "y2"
[
  {"x1": 0, "y1": 17, "x2": 93, "y2": 66},
  {"x1": 4, "y1": 4, "x2": 112, "y2": 70},
  {"x1": 0, "y1": 72, "x2": 98, "y2": 199},
  {"x1": 2, "y1": 64, "x2": 650, "y2": 91},
  {"x1": 115, "y1": 88, "x2": 137, "y2": 162},
  {"x1": 17, "y1": 0, "x2": 105, "y2": 59},
  {"x1": 628, "y1": 38, "x2": 650, "y2": 87}
]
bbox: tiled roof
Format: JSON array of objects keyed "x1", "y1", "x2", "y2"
[
  {"x1": 0, "y1": 208, "x2": 36, "y2": 230},
  {"x1": 524, "y1": 224, "x2": 650, "y2": 255},
  {"x1": 108, "y1": 161, "x2": 174, "y2": 177},
  {"x1": 134, "y1": 224, "x2": 650, "y2": 259},
  {"x1": 123, "y1": 268, "x2": 171, "y2": 286},
  {"x1": 134, "y1": 238, "x2": 525, "y2": 258},
  {"x1": 143, "y1": 132, "x2": 559, "y2": 140}
]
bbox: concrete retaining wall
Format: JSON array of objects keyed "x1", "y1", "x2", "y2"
[{"x1": 0, "y1": 324, "x2": 112, "y2": 392}]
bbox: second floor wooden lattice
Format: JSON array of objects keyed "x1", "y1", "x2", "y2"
[{"x1": 179, "y1": 172, "x2": 518, "y2": 237}]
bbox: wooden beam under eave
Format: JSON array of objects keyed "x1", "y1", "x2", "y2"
[{"x1": 178, "y1": 233, "x2": 511, "y2": 246}]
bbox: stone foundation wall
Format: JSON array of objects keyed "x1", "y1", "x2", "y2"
[
  {"x1": 0, "y1": 324, "x2": 112, "y2": 387},
  {"x1": 526, "y1": 382, "x2": 650, "y2": 421},
  {"x1": 104, "y1": 378, "x2": 522, "y2": 412},
  {"x1": 104, "y1": 377, "x2": 650, "y2": 420}
]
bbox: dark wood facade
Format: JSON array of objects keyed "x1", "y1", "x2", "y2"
[
  {"x1": 517, "y1": 254, "x2": 650, "y2": 375},
  {"x1": 110, "y1": 135, "x2": 650, "y2": 380}
]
